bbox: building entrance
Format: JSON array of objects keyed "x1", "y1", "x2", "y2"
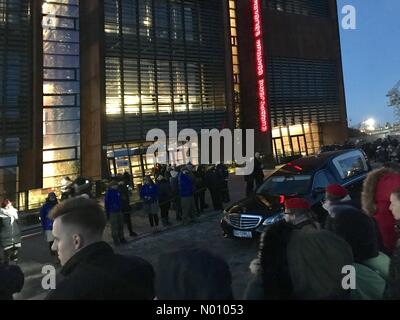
[{"x1": 272, "y1": 123, "x2": 321, "y2": 164}]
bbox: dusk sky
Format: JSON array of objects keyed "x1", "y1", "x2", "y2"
[{"x1": 337, "y1": 0, "x2": 400, "y2": 127}]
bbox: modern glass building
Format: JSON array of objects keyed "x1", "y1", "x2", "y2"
[
  {"x1": 0, "y1": 0, "x2": 230, "y2": 209},
  {"x1": 0, "y1": 0, "x2": 348, "y2": 211},
  {"x1": 0, "y1": 0, "x2": 32, "y2": 204},
  {"x1": 230, "y1": 0, "x2": 348, "y2": 164}
]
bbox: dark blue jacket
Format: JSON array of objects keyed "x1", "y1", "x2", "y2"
[
  {"x1": 140, "y1": 184, "x2": 158, "y2": 204},
  {"x1": 104, "y1": 188, "x2": 121, "y2": 215},
  {"x1": 179, "y1": 173, "x2": 194, "y2": 197},
  {"x1": 40, "y1": 201, "x2": 57, "y2": 231}
]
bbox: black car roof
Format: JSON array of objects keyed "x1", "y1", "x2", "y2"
[{"x1": 276, "y1": 149, "x2": 359, "y2": 174}]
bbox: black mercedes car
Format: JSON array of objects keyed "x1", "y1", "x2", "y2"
[{"x1": 221, "y1": 149, "x2": 371, "y2": 239}]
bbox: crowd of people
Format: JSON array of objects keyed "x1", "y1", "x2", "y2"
[
  {"x1": 2, "y1": 157, "x2": 400, "y2": 300},
  {"x1": 359, "y1": 136, "x2": 400, "y2": 163}
]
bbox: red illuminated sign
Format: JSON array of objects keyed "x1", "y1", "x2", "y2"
[{"x1": 252, "y1": 0, "x2": 269, "y2": 133}]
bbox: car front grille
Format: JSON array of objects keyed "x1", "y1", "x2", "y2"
[{"x1": 228, "y1": 214, "x2": 262, "y2": 229}]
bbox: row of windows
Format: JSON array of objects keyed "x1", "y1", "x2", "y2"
[
  {"x1": 266, "y1": 0, "x2": 331, "y2": 17},
  {"x1": 0, "y1": 0, "x2": 31, "y2": 157},
  {"x1": 267, "y1": 57, "x2": 341, "y2": 127},
  {"x1": 104, "y1": 0, "x2": 227, "y2": 143},
  {"x1": 42, "y1": 0, "x2": 80, "y2": 189}
]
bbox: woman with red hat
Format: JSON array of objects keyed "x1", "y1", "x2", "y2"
[
  {"x1": 283, "y1": 198, "x2": 320, "y2": 230},
  {"x1": 244, "y1": 197, "x2": 320, "y2": 299}
]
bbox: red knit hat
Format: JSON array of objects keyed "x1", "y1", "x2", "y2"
[
  {"x1": 326, "y1": 184, "x2": 348, "y2": 198},
  {"x1": 285, "y1": 198, "x2": 310, "y2": 210}
]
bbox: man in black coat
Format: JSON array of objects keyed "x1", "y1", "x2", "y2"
[
  {"x1": 46, "y1": 197, "x2": 155, "y2": 300},
  {"x1": 0, "y1": 259, "x2": 24, "y2": 300},
  {"x1": 253, "y1": 153, "x2": 265, "y2": 189}
]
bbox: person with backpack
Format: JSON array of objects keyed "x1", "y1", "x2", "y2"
[{"x1": 179, "y1": 166, "x2": 197, "y2": 225}]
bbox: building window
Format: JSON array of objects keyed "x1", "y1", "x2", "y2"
[
  {"x1": 42, "y1": 0, "x2": 80, "y2": 189},
  {"x1": 268, "y1": 57, "x2": 340, "y2": 127},
  {"x1": 104, "y1": 0, "x2": 227, "y2": 142},
  {"x1": 266, "y1": 0, "x2": 330, "y2": 17}
]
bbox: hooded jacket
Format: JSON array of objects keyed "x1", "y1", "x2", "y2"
[{"x1": 362, "y1": 167, "x2": 400, "y2": 254}]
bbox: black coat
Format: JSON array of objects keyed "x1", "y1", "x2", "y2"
[
  {"x1": 46, "y1": 242, "x2": 155, "y2": 300},
  {"x1": 157, "y1": 180, "x2": 172, "y2": 204},
  {"x1": 117, "y1": 184, "x2": 131, "y2": 212},
  {"x1": 324, "y1": 201, "x2": 381, "y2": 262},
  {"x1": 0, "y1": 263, "x2": 24, "y2": 300}
]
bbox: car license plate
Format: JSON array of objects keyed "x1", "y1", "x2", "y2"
[{"x1": 233, "y1": 230, "x2": 252, "y2": 238}]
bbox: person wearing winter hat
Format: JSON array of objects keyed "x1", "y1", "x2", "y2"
[
  {"x1": 244, "y1": 198, "x2": 319, "y2": 300},
  {"x1": 324, "y1": 184, "x2": 357, "y2": 224},
  {"x1": 323, "y1": 184, "x2": 351, "y2": 216},
  {"x1": 244, "y1": 225, "x2": 354, "y2": 299},
  {"x1": 284, "y1": 198, "x2": 320, "y2": 230},
  {"x1": 362, "y1": 167, "x2": 400, "y2": 255}
]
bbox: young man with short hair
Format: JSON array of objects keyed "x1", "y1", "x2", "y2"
[{"x1": 46, "y1": 197, "x2": 155, "y2": 300}]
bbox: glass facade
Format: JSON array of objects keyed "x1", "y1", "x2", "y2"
[
  {"x1": 228, "y1": 0, "x2": 241, "y2": 129},
  {"x1": 267, "y1": 57, "x2": 340, "y2": 127},
  {"x1": 266, "y1": 0, "x2": 331, "y2": 17},
  {"x1": 0, "y1": 0, "x2": 31, "y2": 200},
  {"x1": 104, "y1": 0, "x2": 227, "y2": 143},
  {"x1": 271, "y1": 123, "x2": 321, "y2": 164},
  {"x1": 42, "y1": 0, "x2": 80, "y2": 189}
]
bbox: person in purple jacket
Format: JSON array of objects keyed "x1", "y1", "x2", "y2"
[
  {"x1": 105, "y1": 181, "x2": 126, "y2": 245},
  {"x1": 40, "y1": 192, "x2": 58, "y2": 256}
]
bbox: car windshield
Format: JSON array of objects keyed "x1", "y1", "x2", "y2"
[{"x1": 256, "y1": 174, "x2": 312, "y2": 196}]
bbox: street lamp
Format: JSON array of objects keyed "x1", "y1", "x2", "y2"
[{"x1": 364, "y1": 118, "x2": 376, "y2": 131}]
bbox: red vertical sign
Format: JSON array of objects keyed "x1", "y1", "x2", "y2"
[{"x1": 252, "y1": 0, "x2": 269, "y2": 132}]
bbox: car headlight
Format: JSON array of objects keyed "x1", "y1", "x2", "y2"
[{"x1": 262, "y1": 212, "x2": 285, "y2": 226}]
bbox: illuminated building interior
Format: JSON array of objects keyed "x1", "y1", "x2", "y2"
[{"x1": 228, "y1": 0, "x2": 241, "y2": 129}]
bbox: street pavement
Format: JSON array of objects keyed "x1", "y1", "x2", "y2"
[
  {"x1": 13, "y1": 160, "x2": 381, "y2": 300},
  {"x1": 14, "y1": 170, "x2": 276, "y2": 300}
]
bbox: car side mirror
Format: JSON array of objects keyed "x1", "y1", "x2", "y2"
[{"x1": 312, "y1": 187, "x2": 325, "y2": 197}]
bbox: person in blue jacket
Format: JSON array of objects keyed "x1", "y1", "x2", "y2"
[
  {"x1": 105, "y1": 181, "x2": 126, "y2": 245},
  {"x1": 140, "y1": 176, "x2": 159, "y2": 228},
  {"x1": 40, "y1": 192, "x2": 58, "y2": 256}
]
